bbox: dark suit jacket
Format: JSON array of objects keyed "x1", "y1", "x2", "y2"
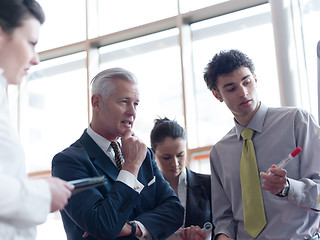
[
  {"x1": 185, "y1": 168, "x2": 214, "y2": 234},
  {"x1": 52, "y1": 130, "x2": 184, "y2": 240}
]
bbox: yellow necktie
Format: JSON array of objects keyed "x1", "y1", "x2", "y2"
[
  {"x1": 110, "y1": 142, "x2": 125, "y2": 170},
  {"x1": 240, "y1": 128, "x2": 266, "y2": 238}
]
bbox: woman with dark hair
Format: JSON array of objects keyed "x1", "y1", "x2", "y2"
[
  {"x1": 0, "y1": 0, "x2": 73, "y2": 238},
  {"x1": 150, "y1": 117, "x2": 214, "y2": 240}
]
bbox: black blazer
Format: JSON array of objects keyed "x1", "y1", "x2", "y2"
[
  {"x1": 52, "y1": 130, "x2": 184, "y2": 240},
  {"x1": 185, "y1": 168, "x2": 214, "y2": 233}
]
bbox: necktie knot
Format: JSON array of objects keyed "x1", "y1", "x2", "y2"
[
  {"x1": 110, "y1": 141, "x2": 124, "y2": 170},
  {"x1": 241, "y1": 128, "x2": 254, "y2": 140},
  {"x1": 110, "y1": 141, "x2": 118, "y2": 149}
]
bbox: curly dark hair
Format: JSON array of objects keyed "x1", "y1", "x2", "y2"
[{"x1": 203, "y1": 49, "x2": 255, "y2": 91}]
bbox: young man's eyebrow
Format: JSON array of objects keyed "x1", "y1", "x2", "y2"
[
  {"x1": 222, "y1": 74, "x2": 252, "y2": 89},
  {"x1": 241, "y1": 74, "x2": 251, "y2": 81},
  {"x1": 222, "y1": 82, "x2": 235, "y2": 89}
]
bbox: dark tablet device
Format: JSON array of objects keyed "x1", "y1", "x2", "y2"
[{"x1": 68, "y1": 176, "x2": 107, "y2": 195}]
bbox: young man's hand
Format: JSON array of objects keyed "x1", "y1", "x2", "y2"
[{"x1": 260, "y1": 164, "x2": 287, "y2": 195}]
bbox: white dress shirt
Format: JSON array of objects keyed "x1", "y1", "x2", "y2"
[
  {"x1": 177, "y1": 168, "x2": 187, "y2": 227},
  {"x1": 0, "y1": 69, "x2": 51, "y2": 240}
]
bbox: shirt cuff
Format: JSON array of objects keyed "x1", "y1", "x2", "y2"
[
  {"x1": 135, "y1": 221, "x2": 152, "y2": 240},
  {"x1": 116, "y1": 170, "x2": 144, "y2": 193}
]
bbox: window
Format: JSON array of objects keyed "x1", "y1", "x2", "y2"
[
  {"x1": 99, "y1": 29, "x2": 184, "y2": 147},
  {"x1": 95, "y1": 0, "x2": 178, "y2": 37},
  {"x1": 22, "y1": 52, "x2": 88, "y2": 173},
  {"x1": 179, "y1": 0, "x2": 229, "y2": 13},
  {"x1": 36, "y1": 0, "x2": 86, "y2": 51},
  {"x1": 300, "y1": 0, "x2": 320, "y2": 120}
]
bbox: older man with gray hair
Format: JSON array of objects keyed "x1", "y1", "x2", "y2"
[{"x1": 52, "y1": 68, "x2": 184, "y2": 240}]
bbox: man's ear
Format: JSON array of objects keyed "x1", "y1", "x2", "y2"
[
  {"x1": 212, "y1": 89, "x2": 223, "y2": 102},
  {"x1": 91, "y1": 94, "x2": 102, "y2": 109}
]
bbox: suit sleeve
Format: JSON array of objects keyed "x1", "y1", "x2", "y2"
[{"x1": 52, "y1": 147, "x2": 141, "y2": 239}]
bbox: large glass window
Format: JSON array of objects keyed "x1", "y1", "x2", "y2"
[
  {"x1": 36, "y1": 0, "x2": 86, "y2": 51},
  {"x1": 300, "y1": 0, "x2": 320, "y2": 121},
  {"x1": 190, "y1": 4, "x2": 279, "y2": 147},
  {"x1": 179, "y1": 0, "x2": 229, "y2": 13},
  {"x1": 99, "y1": 29, "x2": 183, "y2": 147},
  {"x1": 95, "y1": 0, "x2": 178, "y2": 37},
  {"x1": 21, "y1": 52, "x2": 88, "y2": 173}
]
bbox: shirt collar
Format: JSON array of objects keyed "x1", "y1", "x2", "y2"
[
  {"x1": 178, "y1": 167, "x2": 187, "y2": 185},
  {"x1": 87, "y1": 124, "x2": 112, "y2": 153},
  {"x1": 235, "y1": 102, "x2": 268, "y2": 140}
]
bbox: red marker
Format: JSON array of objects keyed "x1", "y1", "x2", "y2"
[{"x1": 276, "y1": 146, "x2": 302, "y2": 169}]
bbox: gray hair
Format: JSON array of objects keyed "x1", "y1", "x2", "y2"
[{"x1": 91, "y1": 67, "x2": 138, "y2": 98}]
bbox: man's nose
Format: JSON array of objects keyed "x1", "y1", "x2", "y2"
[
  {"x1": 239, "y1": 86, "x2": 248, "y2": 97},
  {"x1": 126, "y1": 104, "x2": 136, "y2": 117}
]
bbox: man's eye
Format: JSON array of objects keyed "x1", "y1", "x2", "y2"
[{"x1": 244, "y1": 79, "x2": 251, "y2": 85}]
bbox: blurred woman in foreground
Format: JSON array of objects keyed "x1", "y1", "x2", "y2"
[{"x1": 0, "y1": 0, "x2": 73, "y2": 239}]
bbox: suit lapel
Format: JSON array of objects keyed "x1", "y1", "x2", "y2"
[
  {"x1": 185, "y1": 168, "x2": 202, "y2": 227},
  {"x1": 79, "y1": 130, "x2": 119, "y2": 182}
]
